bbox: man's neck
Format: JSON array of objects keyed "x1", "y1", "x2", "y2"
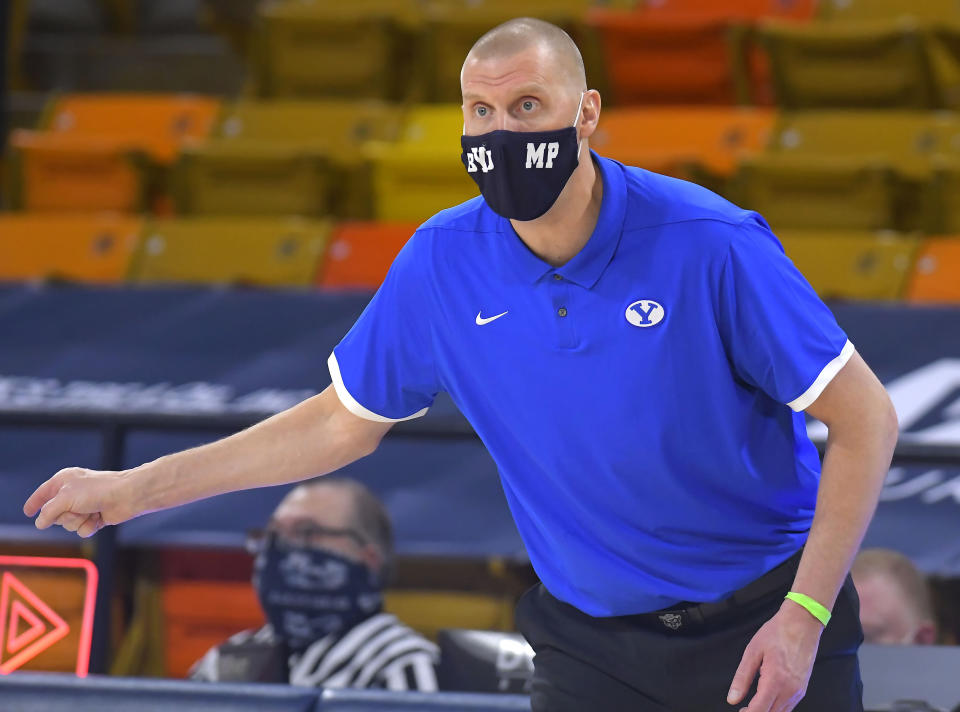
[{"x1": 510, "y1": 150, "x2": 604, "y2": 268}]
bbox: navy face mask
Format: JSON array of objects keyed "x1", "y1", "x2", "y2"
[
  {"x1": 461, "y1": 92, "x2": 585, "y2": 222},
  {"x1": 253, "y1": 537, "x2": 383, "y2": 653}
]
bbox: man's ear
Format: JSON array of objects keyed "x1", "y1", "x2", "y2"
[
  {"x1": 362, "y1": 544, "x2": 383, "y2": 576},
  {"x1": 579, "y1": 89, "x2": 602, "y2": 140}
]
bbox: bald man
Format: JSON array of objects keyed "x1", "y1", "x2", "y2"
[
  {"x1": 852, "y1": 549, "x2": 937, "y2": 646},
  {"x1": 25, "y1": 18, "x2": 897, "y2": 712}
]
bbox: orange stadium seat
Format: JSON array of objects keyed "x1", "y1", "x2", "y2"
[
  {"x1": 318, "y1": 221, "x2": 418, "y2": 289},
  {"x1": 906, "y1": 236, "x2": 960, "y2": 302},
  {"x1": 40, "y1": 93, "x2": 222, "y2": 164},
  {"x1": 6, "y1": 94, "x2": 221, "y2": 212},
  {"x1": 586, "y1": 9, "x2": 753, "y2": 105},
  {"x1": 0, "y1": 213, "x2": 141, "y2": 283},
  {"x1": 161, "y1": 580, "x2": 263, "y2": 678},
  {"x1": 6, "y1": 131, "x2": 147, "y2": 211},
  {"x1": 590, "y1": 107, "x2": 775, "y2": 180}
]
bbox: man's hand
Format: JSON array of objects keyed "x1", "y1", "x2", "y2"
[
  {"x1": 727, "y1": 601, "x2": 824, "y2": 712},
  {"x1": 23, "y1": 468, "x2": 136, "y2": 538}
]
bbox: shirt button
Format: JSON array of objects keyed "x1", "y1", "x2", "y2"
[
  {"x1": 553, "y1": 274, "x2": 562, "y2": 281},
  {"x1": 557, "y1": 307, "x2": 568, "y2": 317}
]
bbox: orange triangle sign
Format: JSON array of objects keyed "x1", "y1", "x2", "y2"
[{"x1": 0, "y1": 571, "x2": 70, "y2": 673}]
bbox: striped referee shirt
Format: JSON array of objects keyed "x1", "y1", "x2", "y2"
[{"x1": 191, "y1": 613, "x2": 439, "y2": 692}]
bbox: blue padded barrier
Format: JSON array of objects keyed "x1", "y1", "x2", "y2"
[
  {"x1": 0, "y1": 673, "x2": 531, "y2": 712},
  {"x1": 0, "y1": 673, "x2": 320, "y2": 712},
  {"x1": 319, "y1": 688, "x2": 530, "y2": 711}
]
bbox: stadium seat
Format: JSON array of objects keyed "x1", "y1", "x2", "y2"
[
  {"x1": 923, "y1": 158, "x2": 960, "y2": 232},
  {"x1": 366, "y1": 105, "x2": 478, "y2": 222},
  {"x1": 906, "y1": 236, "x2": 960, "y2": 302},
  {"x1": 586, "y1": 9, "x2": 754, "y2": 105},
  {"x1": 5, "y1": 131, "x2": 148, "y2": 211},
  {"x1": 161, "y1": 580, "x2": 264, "y2": 679},
  {"x1": 757, "y1": 19, "x2": 939, "y2": 109},
  {"x1": 250, "y1": 1, "x2": 418, "y2": 101},
  {"x1": 640, "y1": 0, "x2": 817, "y2": 20},
  {"x1": 318, "y1": 222, "x2": 418, "y2": 290},
  {"x1": 730, "y1": 111, "x2": 954, "y2": 231},
  {"x1": 40, "y1": 93, "x2": 221, "y2": 164},
  {"x1": 777, "y1": 230, "x2": 920, "y2": 300},
  {"x1": 383, "y1": 591, "x2": 515, "y2": 642},
  {"x1": 590, "y1": 106, "x2": 775, "y2": 181},
  {"x1": 129, "y1": 217, "x2": 330, "y2": 286},
  {"x1": 0, "y1": 213, "x2": 141, "y2": 283},
  {"x1": 5, "y1": 93, "x2": 221, "y2": 212},
  {"x1": 817, "y1": 0, "x2": 960, "y2": 23},
  {"x1": 929, "y1": 22, "x2": 960, "y2": 110},
  {"x1": 173, "y1": 100, "x2": 404, "y2": 218}
]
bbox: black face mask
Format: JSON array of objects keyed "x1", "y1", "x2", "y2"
[
  {"x1": 253, "y1": 538, "x2": 383, "y2": 653},
  {"x1": 460, "y1": 92, "x2": 585, "y2": 222}
]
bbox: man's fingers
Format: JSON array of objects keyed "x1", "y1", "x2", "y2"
[
  {"x1": 24, "y1": 473, "x2": 65, "y2": 517},
  {"x1": 35, "y1": 495, "x2": 72, "y2": 530},
  {"x1": 728, "y1": 642, "x2": 761, "y2": 704},
  {"x1": 77, "y1": 513, "x2": 103, "y2": 539},
  {"x1": 55, "y1": 512, "x2": 88, "y2": 533},
  {"x1": 740, "y1": 675, "x2": 778, "y2": 712}
]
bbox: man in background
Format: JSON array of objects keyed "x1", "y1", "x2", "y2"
[
  {"x1": 852, "y1": 548, "x2": 937, "y2": 646},
  {"x1": 190, "y1": 478, "x2": 439, "y2": 690}
]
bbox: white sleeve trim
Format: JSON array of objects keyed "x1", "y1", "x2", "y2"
[
  {"x1": 787, "y1": 340, "x2": 855, "y2": 412},
  {"x1": 327, "y1": 352, "x2": 429, "y2": 423}
]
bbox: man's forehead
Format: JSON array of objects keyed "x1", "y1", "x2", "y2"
[{"x1": 462, "y1": 46, "x2": 572, "y2": 93}]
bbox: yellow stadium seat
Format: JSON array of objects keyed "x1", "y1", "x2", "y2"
[
  {"x1": 906, "y1": 235, "x2": 960, "y2": 302},
  {"x1": 384, "y1": 590, "x2": 515, "y2": 642},
  {"x1": 731, "y1": 111, "x2": 955, "y2": 231},
  {"x1": 590, "y1": 107, "x2": 775, "y2": 179},
  {"x1": 0, "y1": 213, "x2": 141, "y2": 283},
  {"x1": 777, "y1": 230, "x2": 921, "y2": 300},
  {"x1": 173, "y1": 100, "x2": 404, "y2": 218},
  {"x1": 757, "y1": 20, "x2": 939, "y2": 109},
  {"x1": 818, "y1": 0, "x2": 960, "y2": 23},
  {"x1": 929, "y1": 23, "x2": 960, "y2": 109},
  {"x1": 129, "y1": 217, "x2": 330, "y2": 286},
  {"x1": 732, "y1": 156, "x2": 900, "y2": 231},
  {"x1": 923, "y1": 158, "x2": 960, "y2": 233},
  {"x1": 367, "y1": 105, "x2": 479, "y2": 222},
  {"x1": 251, "y1": 1, "x2": 419, "y2": 100}
]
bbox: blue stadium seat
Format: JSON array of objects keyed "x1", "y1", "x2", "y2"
[{"x1": 319, "y1": 688, "x2": 530, "y2": 711}]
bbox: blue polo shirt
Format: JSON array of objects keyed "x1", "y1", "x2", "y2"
[{"x1": 329, "y1": 153, "x2": 853, "y2": 617}]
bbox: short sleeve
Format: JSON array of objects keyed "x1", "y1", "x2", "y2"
[
  {"x1": 716, "y1": 215, "x2": 854, "y2": 412},
  {"x1": 329, "y1": 232, "x2": 439, "y2": 422}
]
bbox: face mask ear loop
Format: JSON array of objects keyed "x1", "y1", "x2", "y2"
[{"x1": 573, "y1": 91, "x2": 587, "y2": 157}]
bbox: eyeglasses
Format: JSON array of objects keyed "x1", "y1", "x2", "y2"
[{"x1": 245, "y1": 522, "x2": 369, "y2": 555}]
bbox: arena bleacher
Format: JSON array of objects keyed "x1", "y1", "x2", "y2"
[{"x1": 1, "y1": 0, "x2": 960, "y2": 710}]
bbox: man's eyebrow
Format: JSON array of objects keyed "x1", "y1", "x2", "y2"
[{"x1": 462, "y1": 85, "x2": 549, "y2": 103}]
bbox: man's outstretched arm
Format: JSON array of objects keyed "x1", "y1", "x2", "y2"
[{"x1": 23, "y1": 385, "x2": 393, "y2": 538}]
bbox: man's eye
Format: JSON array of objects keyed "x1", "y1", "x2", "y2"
[
  {"x1": 522, "y1": 101, "x2": 535, "y2": 111},
  {"x1": 476, "y1": 106, "x2": 488, "y2": 117}
]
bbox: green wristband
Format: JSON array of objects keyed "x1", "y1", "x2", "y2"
[{"x1": 785, "y1": 592, "x2": 831, "y2": 626}]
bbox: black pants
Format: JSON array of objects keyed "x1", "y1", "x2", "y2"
[{"x1": 515, "y1": 554, "x2": 864, "y2": 712}]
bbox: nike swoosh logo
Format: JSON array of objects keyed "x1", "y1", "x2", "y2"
[{"x1": 476, "y1": 310, "x2": 508, "y2": 326}]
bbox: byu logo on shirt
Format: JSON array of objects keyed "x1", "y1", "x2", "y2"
[
  {"x1": 526, "y1": 141, "x2": 560, "y2": 168},
  {"x1": 625, "y1": 299, "x2": 665, "y2": 328},
  {"x1": 466, "y1": 146, "x2": 495, "y2": 173}
]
